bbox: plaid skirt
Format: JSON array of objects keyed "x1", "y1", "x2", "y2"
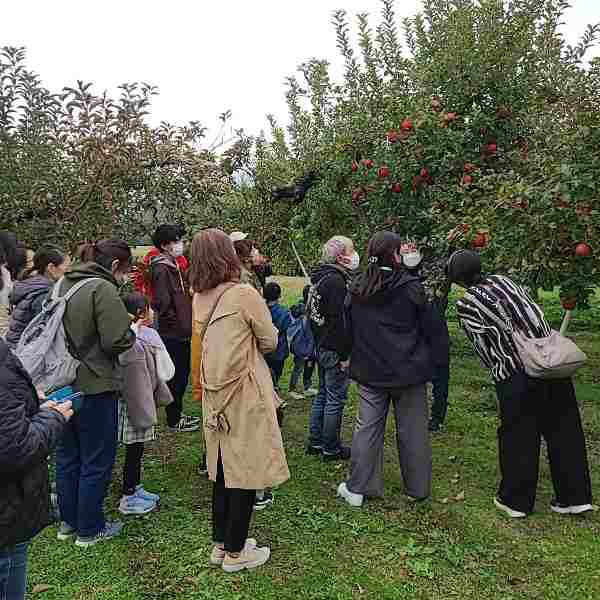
[{"x1": 118, "y1": 398, "x2": 156, "y2": 445}]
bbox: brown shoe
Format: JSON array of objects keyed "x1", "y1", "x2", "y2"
[{"x1": 222, "y1": 546, "x2": 271, "y2": 573}]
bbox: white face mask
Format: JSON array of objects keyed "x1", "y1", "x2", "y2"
[
  {"x1": 346, "y1": 251, "x2": 361, "y2": 271},
  {"x1": 170, "y1": 241, "x2": 185, "y2": 258},
  {"x1": 403, "y1": 251, "x2": 423, "y2": 268}
]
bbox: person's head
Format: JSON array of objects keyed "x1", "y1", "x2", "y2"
[
  {"x1": 33, "y1": 247, "x2": 71, "y2": 282},
  {"x1": 78, "y1": 239, "x2": 132, "y2": 284},
  {"x1": 233, "y1": 239, "x2": 255, "y2": 266},
  {"x1": 122, "y1": 292, "x2": 150, "y2": 322},
  {"x1": 0, "y1": 231, "x2": 21, "y2": 279},
  {"x1": 190, "y1": 228, "x2": 242, "y2": 292},
  {"x1": 351, "y1": 231, "x2": 403, "y2": 298},
  {"x1": 302, "y1": 284, "x2": 311, "y2": 304},
  {"x1": 152, "y1": 224, "x2": 186, "y2": 258},
  {"x1": 264, "y1": 282, "x2": 282, "y2": 303},
  {"x1": 446, "y1": 249, "x2": 483, "y2": 288},
  {"x1": 321, "y1": 235, "x2": 359, "y2": 271}
]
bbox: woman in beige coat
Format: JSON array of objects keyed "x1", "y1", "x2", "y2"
[{"x1": 191, "y1": 228, "x2": 289, "y2": 574}]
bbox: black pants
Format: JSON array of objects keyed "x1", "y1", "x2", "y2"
[
  {"x1": 266, "y1": 357, "x2": 285, "y2": 389},
  {"x1": 495, "y1": 372, "x2": 592, "y2": 513},
  {"x1": 122, "y1": 442, "x2": 144, "y2": 496},
  {"x1": 163, "y1": 338, "x2": 191, "y2": 427},
  {"x1": 212, "y1": 453, "x2": 255, "y2": 553}
]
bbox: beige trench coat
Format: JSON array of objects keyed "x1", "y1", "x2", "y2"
[{"x1": 193, "y1": 283, "x2": 290, "y2": 490}]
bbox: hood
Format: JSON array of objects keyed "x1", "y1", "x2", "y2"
[
  {"x1": 351, "y1": 269, "x2": 422, "y2": 305},
  {"x1": 150, "y1": 253, "x2": 177, "y2": 269},
  {"x1": 9, "y1": 275, "x2": 52, "y2": 305},
  {"x1": 310, "y1": 263, "x2": 349, "y2": 285},
  {"x1": 65, "y1": 262, "x2": 118, "y2": 286}
]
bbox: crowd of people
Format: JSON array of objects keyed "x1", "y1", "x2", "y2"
[{"x1": 0, "y1": 224, "x2": 594, "y2": 597}]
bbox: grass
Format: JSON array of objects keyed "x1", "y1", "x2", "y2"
[{"x1": 27, "y1": 278, "x2": 600, "y2": 599}]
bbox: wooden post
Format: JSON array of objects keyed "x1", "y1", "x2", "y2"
[{"x1": 560, "y1": 310, "x2": 572, "y2": 336}]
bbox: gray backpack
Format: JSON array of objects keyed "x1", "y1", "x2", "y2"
[{"x1": 15, "y1": 277, "x2": 101, "y2": 392}]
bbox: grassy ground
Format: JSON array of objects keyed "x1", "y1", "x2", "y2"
[{"x1": 28, "y1": 278, "x2": 600, "y2": 599}]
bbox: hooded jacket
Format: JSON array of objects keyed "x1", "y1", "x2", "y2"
[
  {"x1": 347, "y1": 270, "x2": 450, "y2": 389},
  {"x1": 59, "y1": 263, "x2": 135, "y2": 395},
  {"x1": 6, "y1": 275, "x2": 52, "y2": 349},
  {"x1": 131, "y1": 247, "x2": 188, "y2": 301},
  {"x1": 0, "y1": 339, "x2": 66, "y2": 548},
  {"x1": 308, "y1": 264, "x2": 352, "y2": 361},
  {"x1": 150, "y1": 254, "x2": 192, "y2": 340}
]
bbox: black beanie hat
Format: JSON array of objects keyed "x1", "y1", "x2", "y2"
[{"x1": 446, "y1": 250, "x2": 482, "y2": 286}]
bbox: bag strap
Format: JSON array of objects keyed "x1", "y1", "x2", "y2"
[
  {"x1": 51, "y1": 277, "x2": 103, "y2": 303},
  {"x1": 464, "y1": 292, "x2": 513, "y2": 334},
  {"x1": 199, "y1": 283, "x2": 238, "y2": 343}
]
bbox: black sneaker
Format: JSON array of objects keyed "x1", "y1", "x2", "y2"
[
  {"x1": 305, "y1": 444, "x2": 323, "y2": 456},
  {"x1": 253, "y1": 491, "x2": 274, "y2": 511},
  {"x1": 323, "y1": 447, "x2": 351, "y2": 462},
  {"x1": 198, "y1": 453, "x2": 208, "y2": 478},
  {"x1": 428, "y1": 420, "x2": 443, "y2": 433}
]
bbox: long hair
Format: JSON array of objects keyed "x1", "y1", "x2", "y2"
[
  {"x1": 190, "y1": 228, "x2": 241, "y2": 293},
  {"x1": 351, "y1": 231, "x2": 401, "y2": 298}
]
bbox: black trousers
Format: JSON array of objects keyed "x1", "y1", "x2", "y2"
[
  {"x1": 212, "y1": 453, "x2": 255, "y2": 553},
  {"x1": 122, "y1": 442, "x2": 144, "y2": 496},
  {"x1": 163, "y1": 338, "x2": 191, "y2": 427},
  {"x1": 495, "y1": 371, "x2": 592, "y2": 513}
]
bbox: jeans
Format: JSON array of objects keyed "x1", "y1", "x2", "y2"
[
  {"x1": 212, "y1": 453, "x2": 255, "y2": 553},
  {"x1": 308, "y1": 349, "x2": 350, "y2": 455},
  {"x1": 163, "y1": 338, "x2": 191, "y2": 427},
  {"x1": 56, "y1": 392, "x2": 119, "y2": 537},
  {"x1": 431, "y1": 363, "x2": 450, "y2": 425},
  {"x1": 495, "y1": 372, "x2": 592, "y2": 513},
  {"x1": 0, "y1": 542, "x2": 28, "y2": 600},
  {"x1": 289, "y1": 356, "x2": 315, "y2": 391}
]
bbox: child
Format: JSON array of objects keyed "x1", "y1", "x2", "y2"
[
  {"x1": 288, "y1": 284, "x2": 317, "y2": 399},
  {"x1": 263, "y1": 282, "x2": 293, "y2": 390},
  {"x1": 118, "y1": 293, "x2": 175, "y2": 515}
]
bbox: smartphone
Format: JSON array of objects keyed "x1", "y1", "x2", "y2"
[
  {"x1": 48, "y1": 388, "x2": 85, "y2": 412},
  {"x1": 47, "y1": 386, "x2": 74, "y2": 402}
]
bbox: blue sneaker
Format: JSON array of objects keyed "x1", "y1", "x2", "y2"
[
  {"x1": 118, "y1": 495, "x2": 156, "y2": 516},
  {"x1": 75, "y1": 521, "x2": 124, "y2": 547},
  {"x1": 135, "y1": 486, "x2": 160, "y2": 504}
]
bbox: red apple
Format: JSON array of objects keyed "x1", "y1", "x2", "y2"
[
  {"x1": 400, "y1": 119, "x2": 413, "y2": 131},
  {"x1": 463, "y1": 163, "x2": 477, "y2": 173},
  {"x1": 443, "y1": 112, "x2": 458, "y2": 122},
  {"x1": 361, "y1": 158, "x2": 373, "y2": 169},
  {"x1": 378, "y1": 166, "x2": 390, "y2": 179},
  {"x1": 485, "y1": 143, "x2": 497, "y2": 155},
  {"x1": 420, "y1": 167, "x2": 428, "y2": 178},
  {"x1": 351, "y1": 161, "x2": 359, "y2": 172},
  {"x1": 461, "y1": 174, "x2": 473, "y2": 186},
  {"x1": 391, "y1": 182, "x2": 402, "y2": 193},
  {"x1": 561, "y1": 298, "x2": 577, "y2": 311},
  {"x1": 575, "y1": 242, "x2": 591, "y2": 257},
  {"x1": 386, "y1": 130, "x2": 399, "y2": 143},
  {"x1": 472, "y1": 233, "x2": 488, "y2": 249}
]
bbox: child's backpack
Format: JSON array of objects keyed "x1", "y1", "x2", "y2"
[
  {"x1": 15, "y1": 277, "x2": 101, "y2": 393},
  {"x1": 288, "y1": 316, "x2": 316, "y2": 360}
]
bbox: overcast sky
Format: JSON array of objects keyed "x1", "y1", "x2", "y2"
[{"x1": 1, "y1": 1, "x2": 598, "y2": 141}]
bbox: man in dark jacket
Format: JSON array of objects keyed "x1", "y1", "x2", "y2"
[
  {"x1": 0, "y1": 339, "x2": 71, "y2": 597},
  {"x1": 150, "y1": 224, "x2": 199, "y2": 432},
  {"x1": 306, "y1": 236, "x2": 359, "y2": 461}
]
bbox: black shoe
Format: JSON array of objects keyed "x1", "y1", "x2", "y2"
[
  {"x1": 254, "y1": 491, "x2": 274, "y2": 511},
  {"x1": 428, "y1": 420, "x2": 443, "y2": 433},
  {"x1": 305, "y1": 444, "x2": 323, "y2": 456},
  {"x1": 323, "y1": 447, "x2": 351, "y2": 462},
  {"x1": 198, "y1": 453, "x2": 208, "y2": 477}
]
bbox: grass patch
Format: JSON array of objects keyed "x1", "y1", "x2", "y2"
[{"x1": 27, "y1": 279, "x2": 600, "y2": 599}]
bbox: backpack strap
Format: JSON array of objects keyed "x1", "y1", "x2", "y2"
[
  {"x1": 51, "y1": 277, "x2": 104, "y2": 302},
  {"x1": 464, "y1": 291, "x2": 513, "y2": 333}
]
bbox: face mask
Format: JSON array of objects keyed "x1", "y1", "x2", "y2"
[
  {"x1": 170, "y1": 241, "x2": 185, "y2": 258},
  {"x1": 403, "y1": 251, "x2": 423, "y2": 268},
  {"x1": 346, "y1": 251, "x2": 360, "y2": 271}
]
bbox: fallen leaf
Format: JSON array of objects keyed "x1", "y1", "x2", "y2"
[
  {"x1": 440, "y1": 497, "x2": 449, "y2": 504},
  {"x1": 448, "y1": 455, "x2": 457, "y2": 462},
  {"x1": 455, "y1": 491, "x2": 466, "y2": 502},
  {"x1": 32, "y1": 584, "x2": 52, "y2": 594}
]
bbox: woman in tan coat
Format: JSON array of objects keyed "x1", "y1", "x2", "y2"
[{"x1": 191, "y1": 228, "x2": 289, "y2": 574}]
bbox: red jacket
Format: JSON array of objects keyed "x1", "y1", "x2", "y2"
[{"x1": 132, "y1": 248, "x2": 188, "y2": 300}]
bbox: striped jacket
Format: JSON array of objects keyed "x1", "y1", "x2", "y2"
[{"x1": 457, "y1": 275, "x2": 551, "y2": 382}]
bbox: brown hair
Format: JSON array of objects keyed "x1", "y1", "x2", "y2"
[
  {"x1": 191, "y1": 228, "x2": 241, "y2": 292},
  {"x1": 233, "y1": 239, "x2": 254, "y2": 263},
  {"x1": 79, "y1": 239, "x2": 132, "y2": 271}
]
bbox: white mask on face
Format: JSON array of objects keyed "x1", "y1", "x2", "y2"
[
  {"x1": 346, "y1": 251, "x2": 361, "y2": 271},
  {"x1": 403, "y1": 251, "x2": 423, "y2": 268},
  {"x1": 170, "y1": 241, "x2": 185, "y2": 258}
]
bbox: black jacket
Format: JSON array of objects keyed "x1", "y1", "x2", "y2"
[
  {"x1": 308, "y1": 264, "x2": 352, "y2": 361},
  {"x1": 150, "y1": 254, "x2": 192, "y2": 340},
  {"x1": 347, "y1": 270, "x2": 450, "y2": 389},
  {"x1": 0, "y1": 339, "x2": 66, "y2": 548},
  {"x1": 6, "y1": 275, "x2": 52, "y2": 349}
]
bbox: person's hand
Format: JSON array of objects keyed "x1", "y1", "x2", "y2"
[
  {"x1": 340, "y1": 360, "x2": 350, "y2": 371},
  {"x1": 36, "y1": 387, "x2": 46, "y2": 401},
  {"x1": 42, "y1": 400, "x2": 74, "y2": 422}
]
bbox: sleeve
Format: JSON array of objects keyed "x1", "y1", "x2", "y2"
[
  {"x1": 94, "y1": 283, "x2": 136, "y2": 357},
  {"x1": 241, "y1": 287, "x2": 278, "y2": 354},
  {"x1": 0, "y1": 385, "x2": 66, "y2": 474},
  {"x1": 151, "y1": 264, "x2": 173, "y2": 317},
  {"x1": 190, "y1": 328, "x2": 203, "y2": 403},
  {"x1": 30, "y1": 291, "x2": 49, "y2": 318},
  {"x1": 457, "y1": 301, "x2": 494, "y2": 371},
  {"x1": 321, "y1": 275, "x2": 352, "y2": 361}
]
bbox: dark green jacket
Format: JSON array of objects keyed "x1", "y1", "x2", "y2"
[{"x1": 59, "y1": 263, "x2": 135, "y2": 395}]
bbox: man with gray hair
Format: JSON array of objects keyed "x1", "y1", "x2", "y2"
[{"x1": 306, "y1": 235, "x2": 360, "y2": 461}]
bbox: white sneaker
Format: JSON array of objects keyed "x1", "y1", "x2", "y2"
[
  {"x1": 222, "y1": 546, "x2": 271, "y2": 573},
  {"x1": 550, "y1": 500, "x2": 594, "y2": 515},
  {"x1": 288, "y1": 392, "x2": 305, "y2": 400},
  {"x1": 494, "y1": 497, "x2": 527, "y2": 518},
  {"x1": 337, "y1": 482, "x2": 364, "y2": 507},
  {"x1": 305, "y1": 388, "x2": 319, "y2": 397}
]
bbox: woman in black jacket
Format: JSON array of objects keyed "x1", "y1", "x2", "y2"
[
  {"x1": 337, "y1": 231, "x2": 449, "y2": 507},
  {"x1": 0, "y1": 338, "x2": 72, "y2": 599}
]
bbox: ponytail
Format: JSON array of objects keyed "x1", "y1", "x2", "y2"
[{"x1": 78, "y1": 239, "x2": 132, "y2": 271}]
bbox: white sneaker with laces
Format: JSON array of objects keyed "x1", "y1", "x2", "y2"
[{"x1": 337, "y1": 482, "x2": 364, "y2": 507}]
